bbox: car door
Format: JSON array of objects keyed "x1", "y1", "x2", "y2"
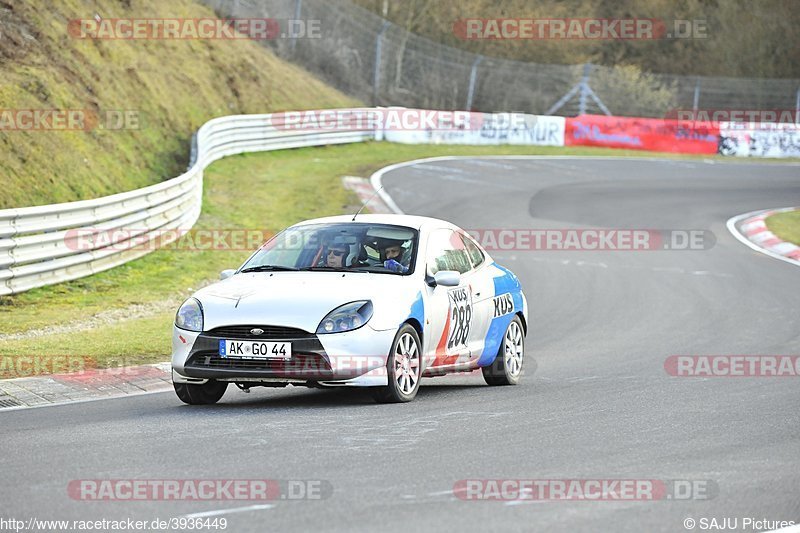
[
  {"x1": 458, "y1": 232, "x2": 495, "y2": 362},
  {"x1": 423, "y1": 228, "x2": 474, "y2": 369}
]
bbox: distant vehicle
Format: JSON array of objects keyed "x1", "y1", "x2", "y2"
[{"x1": 171, "y1": 214, "x2": 527, "y2": 404}]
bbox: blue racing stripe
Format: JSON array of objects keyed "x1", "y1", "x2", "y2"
[{"x1": 477, "y1": 263, "x2": 524, "y2": 366}]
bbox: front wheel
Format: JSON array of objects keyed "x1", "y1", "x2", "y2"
[
  {"x1": 174, "y1": 380, "x2": 228, "y2": 405},
  {"x1": 482, "y1": 316, "x2": 524, "y2": 386},
  {"x1": 372, "y1": 324, "x2": 422, "y2": 403}
]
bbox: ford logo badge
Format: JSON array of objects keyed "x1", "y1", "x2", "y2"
[{"x1": 250, "y1": 328, "x2": 264, "y2": 335}]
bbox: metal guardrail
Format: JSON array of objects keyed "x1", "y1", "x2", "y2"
[{"x1": 0, "y1": 109, "x2": 376, "y2": 296}]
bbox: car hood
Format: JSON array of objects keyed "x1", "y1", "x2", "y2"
[{"x1": 194, "y1": 271, "x2": 413, "y2": 333}]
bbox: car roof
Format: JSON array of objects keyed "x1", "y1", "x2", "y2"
[{"x1": 292, "y1": 214, "x2": 459, "y2": 232}]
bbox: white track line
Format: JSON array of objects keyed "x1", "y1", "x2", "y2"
[{"x1": 182, "y1": 504, "x2": 275, "y2": 519}]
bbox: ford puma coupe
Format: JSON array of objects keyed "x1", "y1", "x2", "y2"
[{"x1": 172, "y1": 215, "x2": 527, "y2": 404}]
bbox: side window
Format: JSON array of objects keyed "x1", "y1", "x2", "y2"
[
  {"x1": 426, "y1": 229, "x2": 472, "y2": 275},
  {"x1": 461, "y1": 233, "x2": 485, "y2": 269}
]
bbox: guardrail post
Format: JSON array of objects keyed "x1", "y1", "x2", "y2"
[
  {"x1": 373, "y1": 21, "x2": 391, "y2": 106},
  {"x1": 466, "y1": 55, "x2": 483, "y2": 111},
  {"x1": 693, "y1": 80, "x2": 701, "y2": 113},
  {"x1": 188, "y1": 132, "x2": 198, "y2": 169}
]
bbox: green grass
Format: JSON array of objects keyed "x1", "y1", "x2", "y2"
[
  {"x1": 0, "y1": 312, "x2": 173, "y2": 378},
  {"x1": 765, "y1": 210, "x2": 800, "y2": 246},
  {"x1": 0, "y1": 141, "x2": 793, "y2": 373}
]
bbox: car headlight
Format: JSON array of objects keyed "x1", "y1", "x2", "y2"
[
  {"x1": 317, "y1": 300, "x2": 373, "y2": 334},
  {"x1": 175, "y1": 298, "x2": 204, "y2": 332}
]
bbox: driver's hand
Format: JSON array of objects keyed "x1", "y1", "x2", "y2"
[{"x1": 383, "y1": 259, "x2": 408, "y2": 273}]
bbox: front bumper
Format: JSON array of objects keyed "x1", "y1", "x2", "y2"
[{"x1": 171, "y1": 324, "x2": 396, "y2": 387}]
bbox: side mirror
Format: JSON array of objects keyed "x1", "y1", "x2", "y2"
[
  {"x1": 430, "y1": 270, "x2": 460, "y2": 287},
  {"x1": 220, "y1": 269, "x2": 236, "y2": 280}
]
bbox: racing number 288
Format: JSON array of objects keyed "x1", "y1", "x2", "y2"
[{"x1": 447, "y1": 288, "x2": 471, "y2": 349}]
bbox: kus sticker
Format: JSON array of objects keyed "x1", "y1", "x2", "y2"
[{"x1": 493, "y1": 293, "x2": 514, "y2": 318}]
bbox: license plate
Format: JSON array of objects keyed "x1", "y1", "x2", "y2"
[{"x1": 219, "y1": 340, "x2": 291, "y2": 360}]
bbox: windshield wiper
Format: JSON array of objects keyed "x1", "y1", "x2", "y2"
[{"x1": 239, "y1": 265, "x2": 299, "y2": 273}]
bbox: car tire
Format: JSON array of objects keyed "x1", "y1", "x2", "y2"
[
  {"x1": 482, "y1": 316, "x2": 524, "y2": 386},
  {"x1": 372, "y1": 324, "x2": 422, "y2": 403},
  {"x1": 174, "y1": 380, "x2": 228, "y2": 405}
]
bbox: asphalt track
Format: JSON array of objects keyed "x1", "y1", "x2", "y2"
[{"x1": 2, "y1": 157, "x2": 799, "y2": 533}]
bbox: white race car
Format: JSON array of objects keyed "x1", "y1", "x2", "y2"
[{"x1": 171, "y1": 214, "x2": 527, "y2": 404}]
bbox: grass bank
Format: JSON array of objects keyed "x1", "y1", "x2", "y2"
[{"x1": 0, "y1": 0, "x2": 356, "y2": 208}]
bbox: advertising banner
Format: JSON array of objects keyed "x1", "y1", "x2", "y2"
[{"x1": 565, "y1": 114, "x2": 718, "y2": 154}]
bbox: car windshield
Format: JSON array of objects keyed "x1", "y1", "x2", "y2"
[{"x1": 240, "y1": 223, "x2": 418, "y2": 275}]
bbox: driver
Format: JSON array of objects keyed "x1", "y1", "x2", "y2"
[{"x1": 325, "y1": 244, "x2": 349, "y2": 268}]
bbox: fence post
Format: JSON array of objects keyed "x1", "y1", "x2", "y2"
[
  {"x1": 373, "y1": 21, "x2": 391, "y2": 106},
  {"x1": 693, "y1": 80, "x2": 701, "y2": 113},
  {"x1": 795, "y1": 87, "x2": 799, "y2": 124},
  {"x1": 290, "y1": 0, "x2": 303, "y2": 53},
  {"x1": 466, "y1": 55, "x2": 483, "y2": 111},
  {"x1": 578, "y1": 63, "x2": 592, "y2": 116}
]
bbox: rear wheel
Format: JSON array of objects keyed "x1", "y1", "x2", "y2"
[
  {"x1": 482, "y1": 316, "x2": 524, "y2": 386},
  {"x1": 174, "y1": 380, "x2": 228, "y2": 405},
  {"x1": 372, "y1": 324, "x2": 422, "y2": 403}
]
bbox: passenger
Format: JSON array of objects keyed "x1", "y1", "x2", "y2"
[{"x1": 380, "y1": 240, "x2": 409, "y2": 273}]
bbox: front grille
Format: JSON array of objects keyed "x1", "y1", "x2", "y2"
[
  {"x1": 186, "y1": 352, "x2": 332, "y2": 377},
  {"x1": 205, "y1": 325, "x2": 315, "y2": 340}
]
